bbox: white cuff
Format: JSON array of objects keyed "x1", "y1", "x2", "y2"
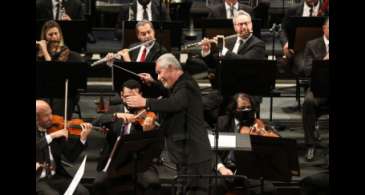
[
  {"x1": 45, "y1": 134, "x2": 53, "y2": 144},
  {"x1": 217, "y1": 163, "x2": 225, "y2": 171},
  {"x1": 80, "y1": 139, "x2": 87, "y2": 145},
  {"x1": 222, "y1": 47, "x2": 229, "y2": 56}
]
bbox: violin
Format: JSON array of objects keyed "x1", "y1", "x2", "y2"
[
  {"x1": 134, "y1": 109, "x2": 160, "y2": 127},
  {"x1": 47, "y1": 115, "x2": 108, "y2": 136}
]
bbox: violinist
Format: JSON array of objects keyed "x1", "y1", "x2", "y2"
[
  {"x1": 105, "y1": 20, "x2": 167, "y2": 63},
  {"x1": 212, "y1": 93, "x2": 278, "y2": 195},
  {"x1": 91, "y1": 79, "x2": 159, "y2": 195},
  {"x1": 36, "y1": 100, "x2": 92, "y2": 195}
]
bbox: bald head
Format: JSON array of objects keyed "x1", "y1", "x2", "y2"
[{"x1": 36, "y1": 100, "x2": 53, "y2": 129}]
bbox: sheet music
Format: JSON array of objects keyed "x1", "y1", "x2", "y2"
[
  {"x1": 208, "y1": 133, "x2": 236, "y2": 148},
  {"x1": 64, "y1": 155, "x2": 87, "y2": 195}
]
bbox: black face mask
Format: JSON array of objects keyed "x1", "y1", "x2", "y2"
[{"x1": 234, "y1": 108, "x2": 255, "y2": 126}]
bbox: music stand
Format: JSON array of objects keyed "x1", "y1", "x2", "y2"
[
  {"x1": 198, "y1": 18, "x2": 262, "y2": 39},
  {"x1": 217, "y1": 59, "x2": 277, "y2": 97},
  {"x1": 286, "y1": 17, "x2": 326, "y2": 52},
  {"x1": 234, "y1": 136, "x2": 300, "y2": 182},
  {"x1": 36, "y1": 20, "x2": 88, "y2": 53},
  {"x1": 311, "y1": 60, "x2": 329, "y2": 98},
  {"x1": 107, "y1": 130, "x2": 164, "y2": 193},
  {"x1": 112, "y1": 61, "x2": 160, "y2": 98},
  {"x1": 36, "y1": 61, "x2": 88, "y2": 98},
  {"x1": 121, "y1": 21, "x2": 184, "y2": 50}
]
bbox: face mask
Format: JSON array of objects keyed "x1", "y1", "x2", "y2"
[{"x1": 234, "y1": 108, "x2": 255, "y2": 126}]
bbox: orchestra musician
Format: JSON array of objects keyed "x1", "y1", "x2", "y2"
[
  {"x1": 106, "y1": 20, "x2": 167, "y2": 63},
  {"x1": 212, "y1": 93, "x2": 279, "y2": 195},
  {"x1": 36, "y1": 100, "x2": 92, "y2": 195},
  {"x1": 125, "y1": 53, "x2": 212, "y2": 195},
  {"x1": 207, "y1": 0, "x2": 253, "y2": 19},
  {"x1": 91, "y1": 79, "x2": 159, "y2": 195}
]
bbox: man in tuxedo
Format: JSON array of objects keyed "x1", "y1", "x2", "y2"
[
  {"x1": 115, "y1": 0, "x2": 171, "y2": 40},
  {"x1": 107, "y1": 20, "x2": 167, "y2": 63},
  {"x1": 125, "y1": 53, "x2": 212, "y2": 195},
  {"x1": 279, "y1": 0, "x2": 322, "y2": 75},
  {"x1": 91, "y1": 79, "x2": 159, "y2": 195},
  {"x1": 302, "y1": 17, "x2": 329, "y2": 161},
  {"x1": 36, "y1": 100, "x2": 92, "y2": 195},
  {"x1": 207, "y1": 0, "x2": 253, "y2": 19},
  {"x1": 36, "y1": 0, "x2": 85, "y2": 20}
]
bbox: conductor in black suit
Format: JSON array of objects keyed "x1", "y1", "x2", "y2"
[
  {"x1": 36, "y1": 100, "x2": 92, "y2": 195},
  {"x1": 302, "y1": 17, "x2": 329, "y2": 161},
  {"x1": 125, "y1": 53, "x2": 212, "y2": 195},
  {"x1": 207, "y1": 0, "x2": 253, "y2": 19},
  {"x1": 107, "y1": 20, "x2": 167, "y2": 63}
]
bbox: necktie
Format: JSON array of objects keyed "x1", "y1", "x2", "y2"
[
  {"x1": 143, "y1": 5, "x2": 149, "y2": 20},
  {"x1": 230, "y1": 6, "x2": 235, "y2": 19},
  {"x1": 309, "y1": 7, "x2": 313, "y2": 16},
  {"x1": 140, "y1": 47, "x2": 147, "y2": 62},
  {"x1": 55, "y1": 0, "x2": 60, "y2": 20}
]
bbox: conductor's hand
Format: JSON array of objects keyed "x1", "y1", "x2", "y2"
[
  {"x1": 218, "y1": 166, "x2": 234, "y2": 176},
  {"x1": 201, "y1": 37, "x2": 211, "y2": 54},
  {"x1": 125, "y1": 94, "x2": 146, "y2": 108},
  {"x1": 50, "y1": 128, "x2": 68, "y2": 140},
  {"x1": 115, "y1": 113, "x2": 137, "y2": 123},
  {"x1": 80, "y1": 122, "x2": 93, "y2": 142},
  {"x1": 118, "y1": 49, "x2": 131, "y2": 62},
  {"x1": 139, "y1": 73, "x2": 154, "y2": 85},
  {"x1": 282, "y1": 42, "x2": 295, "y2": 58}
]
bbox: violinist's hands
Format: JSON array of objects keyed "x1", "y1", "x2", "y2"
[
  {"x1": 201, "y1": 37, "x2": 211, "y2": 54},
  {"x1": 115, "y1": 113, "x2": 137, "y2": 123},
  {"x1": 118, "y1": 49, "x2": 131, "y2": 62},
  {"x1": 142, "y1": 116, "x2": 155, "y2": 131},
  {"x1": 50, "y1": 128, "x2": 69, "y2": 140},
  {"x1": 282, "y1": 42, "x2": 295, "y2": 58},
  {"x1": 239, "y1": 126, "x2": 251, "y2": 135},
  {"x1": 218, "y1": 166, "x2": 233, "y2": 176},
  {"x1": 125, "y1": 94, "x2": 146, "y2": 108},
  {"x1": 139, "y1": 73, "x2": 154, "y2": 85},
  {"x1": 80, "y1": 122, "x2": 93, "y2": 142}
]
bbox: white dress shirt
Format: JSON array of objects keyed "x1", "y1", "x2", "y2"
[
  {"x1": 136, "y1": 2, "x2": 152, "y2": 21},
  {"x1": 225, "y1": 2, "x2": 239, "y2": 19},
  {"x1": 323, "y1": 35, "x2": 329, "y2": 54},
  {"x1": 136, "y1": 41, "x2": 155, "y2": 62},
  {"x1": 303, "y1": 2, "x2": 320, "y2": 17}
]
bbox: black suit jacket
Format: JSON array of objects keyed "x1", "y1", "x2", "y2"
[
  {"x1": 207, "y1": 3, "x2": 253, "y2": 18},
  {"x1": 116, "y1": 0, "x2": 171, "y2": 22},
  {"x1": 146, "y1": 73, "x2": 212, "y2": 165},
  {"x1": 36, "y1": 0, "x2": 85, "y2": 20},
  {"x1": 303, "y1": 37, "x2": 327, "y2": 77},
  {"x1": 202, "y1": 35, "x2": 266, "y2": 69},
  {"x1": 36, "y1": 129, "x2": 86, "y2": 179},
  {"x1": 129, "y1": 41, "x2": 168, "y2": 62},
  {"x1": 92, "y1": 103, "x2": 144, "y2": 172}
]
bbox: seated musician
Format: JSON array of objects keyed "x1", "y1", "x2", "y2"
[
  {"x1": 36, "y1": 20, "x2": 83, "y2": 62},
  {"x1": 199, "y1": 10, "x2": 266, "y2": 125},
  {"x1": 302, "y1": 17, "x2": 329, "y2": 161},
  {"x1": 106, "y1": 20, "x2": 167, "y2": 63},
  {"x1": 212, "y1": 93, "x2": 279, "y2": 195},
  {"x1": 91, "y1": 79, "x2": 159, "y2": 195},
  {"x1": 36, "y1": 100, "x2": 92, "y2": 195},
  {"x1": 207, "y1": 0, "x2": 253, "y2": 19}
]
